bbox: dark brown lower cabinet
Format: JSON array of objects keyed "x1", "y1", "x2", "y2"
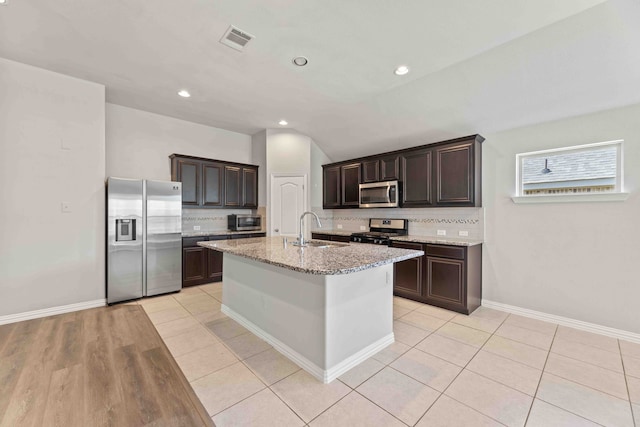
[
  {"x1": 391, "y1": 241, "x2": 482, "y2": 315},
  {"x1": 391, "y1": 242, "x2": 423, "y2": 299},
  {"x1": 311, "y1": 233, "x2": 351, "y2": 243},
  {"x1": 183, "y1": 246, "x2": 208, "y2": 287},
  {"x1": 426, "y1": 257, "x2": 465, "y2": 312},
  {"x1": 182, "y1": 233, "x2": 266, "y2": 287},
  {"x1": 311, "y1": 233, "x2": 331, "y2": 241},
  {"x1": 207, "y1": 249, "x2": 223, "y2": 283}
]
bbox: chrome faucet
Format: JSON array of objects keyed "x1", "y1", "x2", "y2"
[{"x1": 296, "y1": 211, "x2": 322, "y2": 246}]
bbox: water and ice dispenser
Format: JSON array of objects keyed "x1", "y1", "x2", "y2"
[{"x1": 115, "y1": 219, "x2": 136, "y2": 241}]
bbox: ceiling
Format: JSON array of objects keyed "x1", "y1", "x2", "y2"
[{"x1": 2, "y1": 0, "x2": 640, "y2": 161}]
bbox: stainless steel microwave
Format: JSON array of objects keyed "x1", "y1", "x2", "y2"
[
  {"x1": 359, "y1": 180, "x2": 399, "y2": 208},
  {"x1": 228, "y1": 214, "x2": 262, "y2": 231}
]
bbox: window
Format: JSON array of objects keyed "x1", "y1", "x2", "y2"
[{"x1": 514, "y1": 140, "x2": 626, "y2": 202}]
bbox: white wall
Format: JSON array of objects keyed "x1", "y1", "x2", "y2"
[
  {"x1": 483, "y1": 103, "x2": 640, "y2": 333},
  {"x1": 251, "y1": 130, "x2": 267, "y2": 207},
  {"x1": 0, "y1": 58, "x2": 106, "y2": 316},
  {"x1": 264, "y1": 129, "x2": 313, "y2": 235},
  {"x1": 106, "y1": 104, "x2": 252, "y2": 181},
  {"x1": 310, "y1": 139, "x2": 332, "y2": 209}
]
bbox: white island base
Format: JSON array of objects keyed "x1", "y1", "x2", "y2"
[{"x1": 220, "y1": 253, "x2": 394, "y2": 383}]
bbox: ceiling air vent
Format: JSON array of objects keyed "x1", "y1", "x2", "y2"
[{"x1": 220, "y1": 25, "x2": 254, "y2": 51}]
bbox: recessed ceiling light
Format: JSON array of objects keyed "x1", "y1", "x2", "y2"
[
  {"x1": 394, "y1": 65, "x2": 410, "y2": 76},
  {"x1": 0, "y1": 0, "x2": 8, "y2": 5},
  {"x1": 278, "y1": 120, "x2": 288, "y2": 126},
  {"x1": 177, "y1": 89, "x2": 191, "y2": 98},
  {"x1": 292, "y1": 56, "x2": 308, "y2": 67}
]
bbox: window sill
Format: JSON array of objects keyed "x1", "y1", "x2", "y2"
[{"x1": 511, "y1": 192, "x2": 629, "y2": 204}]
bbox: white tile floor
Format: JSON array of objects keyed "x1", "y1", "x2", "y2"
[{"x1": 132, "y1": 283, "x2": 639, "y2": 427}]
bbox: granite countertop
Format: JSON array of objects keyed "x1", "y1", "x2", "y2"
[
  {"x1": 182, "y1": 230, "x2": 266, "y2": 238},
  {"x1": 310, "y1": 229, "x2": 482, "y2": 247},
  {"x1": 390, "y1": 235, "x2": 483, "y2": 247},
  {"x1": 198, "y1": 236, "x2": 423, "y2": 275}
]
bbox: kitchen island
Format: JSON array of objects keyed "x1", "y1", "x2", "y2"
[{"x1": 198, "y1": 237, "x2": 423, "y2": 383}]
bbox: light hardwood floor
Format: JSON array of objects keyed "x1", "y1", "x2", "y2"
[{"x1": 0, "y1": 304, "x2": 214, "y2": 427}]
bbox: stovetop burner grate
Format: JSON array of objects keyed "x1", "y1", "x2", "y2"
[
  {"x1": 350, "y1": 218, "x2": 409, "y2": 245},
  {"x1": 351, "y1": 231, "x2": 403, "y2": 238}
]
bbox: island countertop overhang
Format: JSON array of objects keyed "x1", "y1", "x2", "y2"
[{"x1": 197, "y1": 237, "x2": 424, "y2": 275}]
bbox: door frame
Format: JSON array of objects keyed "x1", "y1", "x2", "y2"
[{"x1": 269, "y1": 173, "x2": 308, "y2": 237}]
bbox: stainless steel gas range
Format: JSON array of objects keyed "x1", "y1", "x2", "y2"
[{"x1": 350, "y1": 218, "x2": 408, "y2": 246}]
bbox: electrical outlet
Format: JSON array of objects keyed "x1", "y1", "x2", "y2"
[
  {"x1": 360, "y1": 225, "x2": 366, "y2": 231},
  {"x1": 193, "y1": 225, "x2": 201, "y2": 231},
  {"x1": 437, "y1": 229, "x2": 446, "y2": 236},
  {"x1": 61, "y1": 202, "x2": 71, "y2": 213},
  {"x1": 458, "y1": 230, "x2": 469, "y2": 237},
  {"x1": 337, "y1": 224, "x2": 343, "y2": 229}
]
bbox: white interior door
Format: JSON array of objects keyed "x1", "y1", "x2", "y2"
[{"x1": 271, "y1": 175, "x2": 305, "y2": 237}]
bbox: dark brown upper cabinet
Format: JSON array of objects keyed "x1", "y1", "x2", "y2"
[
  {"x1": 402, "y1": 149, "x2": 433, "y2": 207},
  {"x1": 362, "y1": 154, "x2": 400, "y2": 183},
  {"x1": 341, "y1": 162, "x2": 362, "y2": 207},
  {"x1": 435, "y1": 139, "x2": 480, "y2": 207},
  {"x1": 242, "y1": 167, "x2": 258, "y2": 208},
  {"x1": 321, "y1": 134, "x2": 482, "y2": 209},
  {"x1": 170, "y1": 154, "x2": 259, "y2": 209},
  {"x1": 380, "y1": 155, "x2": 400, "y2": 181},
  {"x1": 361, "y1": 159, "x2": 380, "y2": 183},
  {"x1": 202, "y1": 161, "x2": 224, "y2": 207},
  {"x1": 174, "y1": 158, "x2": 200, "y2": 206},
  {"x1": 224, "y1": 165, "x2": 241, "y2": 207},
  {"x1": 323, "y1": 165, "x2": 341, "y2": 208}
]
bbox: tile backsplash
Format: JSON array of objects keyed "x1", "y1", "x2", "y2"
[
  {"x1": 311, "y1": 206, "x2": 484, "y2": 239},
  {"x1": 184, "y1": 205, "x2": 483, "y2": 240},
  {"x1": 182, "y1": 208, "x2": 260, "y2": 233}
]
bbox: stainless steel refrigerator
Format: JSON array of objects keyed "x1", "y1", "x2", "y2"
[{"x1": 107, "y1": 177, "x2": 182, "y2": 304}]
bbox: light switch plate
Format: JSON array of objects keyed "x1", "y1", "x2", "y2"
[
  {"x1": 360, "y1": 225, "x2": 366, "y2": 231},
  {"x1": 61, "y1": 202, "x2": 71, "y2": 213},
  {"x1": 337, "y1": 224, "x2": 343, "y2": 229},
  {"x1": 193, "y1": 225, "x2": 201, "y2": 231},
  {"x1": 437, "y1": 229, "x2": 446, "y2": 236},
  {"x1": 458, "y1": 230, "x2": 469, "y2": 237}
]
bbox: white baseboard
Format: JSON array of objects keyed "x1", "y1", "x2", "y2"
[
  {"x1": 222, "y1": 305, "x2": 394, "y2": 383},
  {"x1": 0, "y1": 299, "x2": 107, "y2": 325},
  {"x1": 482, "y1": 299, "x2": 640, "y2": 344}
]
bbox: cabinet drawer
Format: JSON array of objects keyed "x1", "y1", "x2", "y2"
[
  {"x1": 312, "y1": 233, "x2": 332, "y2": 241},
  {"x1": 208, "y1": 234, "x2": 231, "y2": 241},
  {"x1": 231, "y1": 232, "x2": 266, "y2": 239},
  {"x1": 426, "y1": 244, "x2": 465, "y2": 260},
  {"x1": 183, "y1": 236, "x2": 207, "y2": 248},
  {"x1": 391, "y1": 241, "x2": 424, "y2": 251}
]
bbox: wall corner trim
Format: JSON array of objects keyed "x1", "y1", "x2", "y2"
[
  {"x1": 0, "y1": 299, "x2": 107, "y2": 325},
  {"x1": 482, "y1": 299, "x2": 640, "y2": 344}
]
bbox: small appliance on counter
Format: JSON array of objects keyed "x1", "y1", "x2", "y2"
[
  {"x1": 228, "y1": 214, "x2": 262, "y2": 231},
  {"x1": 350, "y1": 218, "x2": 408, "y2": 245},
  {"x1": 106, "y1": 177, "x2": 182, "y2": 304}
]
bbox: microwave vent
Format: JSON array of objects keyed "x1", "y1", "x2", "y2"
[{"x1": 220, "y1": 26, "x2": 254, "y2": 51}]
